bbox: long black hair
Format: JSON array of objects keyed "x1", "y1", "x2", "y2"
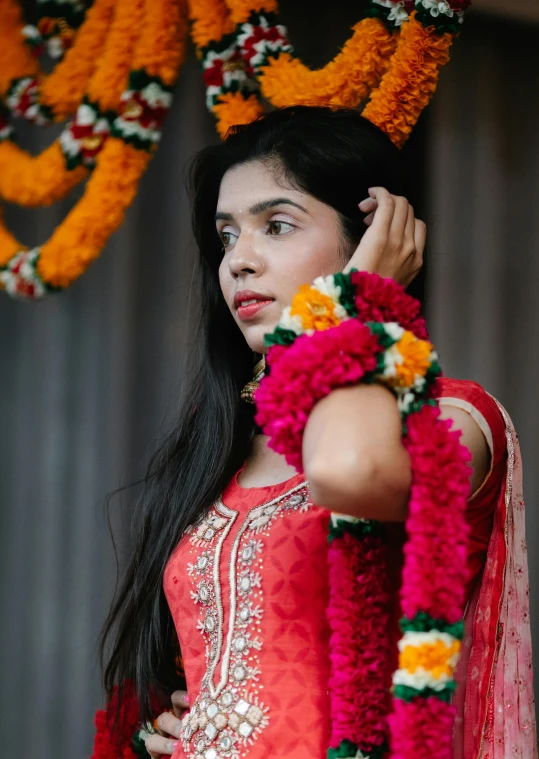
[{"x1": 100, "y1": 106, "x2": 413, "y2": 722}]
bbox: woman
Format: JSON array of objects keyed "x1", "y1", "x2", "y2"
[{"x1": 98, "y1": 106, "x2": 536, "y2": 759}]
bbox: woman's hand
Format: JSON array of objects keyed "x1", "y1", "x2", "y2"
[
  {"x1": 342, "y1": 187, "x2": 426, "y2": 287},
  {"x1": 144, "y1": 690, "x2": 190, "y2": 758}
]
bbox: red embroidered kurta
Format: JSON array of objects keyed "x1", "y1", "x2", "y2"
[{"x1": 163, "y1": 379, "x2": 507, "y2": 759}]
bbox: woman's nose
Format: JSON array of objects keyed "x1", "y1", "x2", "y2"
[{"x1": 228, "y1": 232, "x2": 263, "y2": 275}]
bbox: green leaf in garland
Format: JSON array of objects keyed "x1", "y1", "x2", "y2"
[
  {"x1": 132, "y1": 727, "x2": 152, "y2": 758},
  {"x1": 366, "y1": 321, "x2": 398, "y2": 350},
  {"x1": 364, "y1": 0, "x2": 405, "y2": 31},
  {"x1": 332, "y1": 271, "x2": 357, "y2": 317},
  {"x1": 426, "y1": 358, "x2": 442, "y2": 384},
  {"x1": 327, "y1": 738, "x2": 388, "y2": 759},
  {"x1": 400, "y1": 612, "x2": 464, "y2": 639},
  {"x1": 393, "y1": 682, "x2": 456, "y2": 702},
  {"x1": 328, "y1": 516, "x2": 385, "y2": 544},
  {"x1": 264, "y1": 326, "x2": 298, "y2": 347},
  {"x1": 415, "y1": 7, "x2": 463, "y2": 34}
]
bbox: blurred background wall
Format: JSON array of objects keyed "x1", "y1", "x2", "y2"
[{"x1": 1, "y1": 4, "x2": 538, "y2": 758}]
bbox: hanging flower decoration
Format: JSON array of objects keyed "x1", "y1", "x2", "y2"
[
  {"x1": 0, "y1": 0, "x2": 115, "y2": 125},
  {"x1": 0, "y1": 0, "x2": 187, "y2": 299},
  {"x1": 22, "y1": 0, "x2": 91, "y2": 60},
  {"x1": 189, "y1": 0, "x2": 471, "y2": 144},
  {"x1": 0, "y1": 0, "x2": 141, "y2": 210},
  {"x1": 255, "y1": 270, "x2": 471, "y2": 759}
]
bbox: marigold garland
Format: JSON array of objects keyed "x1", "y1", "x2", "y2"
[
  {"x1": 362, "y1": 10, "x2": 454, "y2": 148},
  {"x1": 254, "y1": 270, "x2": 471, "y2": 759},
  {"x1": 257, "y1": 18, "x2": 397, "y2": 109},
  {"x1": 0, "y1": 0, "x2": 115, "y2": 123},
  {"x1": 190, "y1": 0, "x2": 471, "y2": 146},
  {"x1": 0, "y1": 0, "x2": 144, "y2": 208},
  {"x1": 0, "y1": 0, "x2": 187, "y2": 298},
  {"x1": 22, "y1": 0, "x2": 91, "y2": 60}
]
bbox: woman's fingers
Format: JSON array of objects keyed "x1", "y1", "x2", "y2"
[
  {"x1": 171, "y1": 690, "x2": 190, "y2": 718},
  {"x1": 145, "y1": 733, "x2": 178, "y2": 757},
  {"x1": 403, "y1": 203, "x2": 416, "y2": 254},
  {"x1": 414, "y1": 218, "x2": 427, "y2": 260},
  {"x1": 156, "y1": 710, "x2": 184, "y2": 739},
  {"x1": 358, "y1": 196, "x2": 377, "y2": 213},
  {"x1": 366, "y1": 187, "x2": 395, "y2": 239},
  {"x1": 388, "y1": 195, "x2": 411, "y2": 249}
]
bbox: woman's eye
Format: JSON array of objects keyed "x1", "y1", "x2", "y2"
[
  {"x1": 267, "y1": 220, "x2": 294, "y2": 236},
  {"x1": 219, "y1": 230, "x2": 237, "y2": 249}
]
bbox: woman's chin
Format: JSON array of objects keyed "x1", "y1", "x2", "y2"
[{"x1": 241, "y1": 321, "x2": 278, "y2": 355}]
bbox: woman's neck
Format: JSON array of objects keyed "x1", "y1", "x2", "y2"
[{"x1": 237, "y1": 433, "x2": 300, "y2": 488}]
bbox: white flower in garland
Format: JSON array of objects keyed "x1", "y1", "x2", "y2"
[
  {"x1": 140, "y1": 81, "x2": 173, "y2": 110},
  {"x1": 60, "y1": 101, "x2": 111, "y2": 167},
  {"x1": 236, "y1": 16, "x2": 293, "y2": 70},
  {"x1": 381, "y1": 321, "x2": 405, "y2": 341},
  {"x1": 397, "y1": 390, "x2": 416, "y2": 415},
  {"x1": 202, "y1": 45, "x2": 256, "y2": 110},
  {"x1": 112, "y1": 77, "x2": 174, "y2": 148},
  {"x1": 277, "y1": 306, "x2": 304, "y2": 335},
  {"x1": 46, "y1": 36, "x2": 65, "y2": 59},
  {"x1": 312, "y1": 274, "x2": 349, "y2": 321},
  {"x1": 371, "y1": 0, "x2": 410, "y2": 26},
  {"x1": 417, "y1": 0, "x2": 464, "y2": 20},
  {"x1": 0, "y1": 249, "x2": 48, "y2": 299}
]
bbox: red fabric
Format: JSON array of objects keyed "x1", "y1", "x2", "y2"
[
  {"x1": 163, "y1": 377, "x2": 505, "y2": 758},
  {"x1": 164, "y1": 474, "x2": 333, "y2": 758},
  {"x1": 437, "y1": 378, "x2": 508, "y2": 597}
]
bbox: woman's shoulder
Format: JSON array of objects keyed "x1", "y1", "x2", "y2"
[{"x1": 436, "y1": 377, "x2": 507, "y2": 466}]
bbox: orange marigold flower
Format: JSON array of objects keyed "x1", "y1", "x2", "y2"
[
  {"x1": 400, "y1": 639, "x2": 461, "y2": 679},
  {"x1": 391, "y1": 331, "x2": 433, "y2": 388},
  {"x1": 259, "y1": 18, "x2": 396, "y2": 109},
  {"x1": 289, "y1": 285, "x2": 342, "y2": 332},
  {"x1": 213, "y1": 92, "x2": 264, "y2": 138},
  {"x1": 225, "y1": 0, "x2": 278, "y2": 25},
  {"x1": 362, "y1": 13, "x2": 453, "y2": 148}
]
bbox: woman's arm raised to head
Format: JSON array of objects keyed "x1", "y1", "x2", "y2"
[{"x1": 303, "y1": 382, "x2": 491, "y2": 521}]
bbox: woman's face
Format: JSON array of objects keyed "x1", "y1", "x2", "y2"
[{"x1": 217, "y1": 159, "x2": 347, "y2": 354}]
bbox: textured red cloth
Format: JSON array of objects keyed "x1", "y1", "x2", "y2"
[{"x1": 163, "y1": 378, "x2": 505, "y2": 759}]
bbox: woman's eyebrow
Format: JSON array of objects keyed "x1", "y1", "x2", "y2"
[{"x1": 215, "y1": 197, "x2": 307, "y2": 222}]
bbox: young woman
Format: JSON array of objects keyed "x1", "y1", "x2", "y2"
[{"x1": 98, "y1": 106, "x2": 536, "y2": 759}]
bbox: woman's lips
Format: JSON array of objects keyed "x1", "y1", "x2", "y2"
[{"x1": 237, "y1": 299, "x2": 275, "y2": 320}]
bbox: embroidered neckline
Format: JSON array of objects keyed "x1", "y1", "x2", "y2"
[{"x1": 181, "y1": 481, "x2": 310, "y2": 759}]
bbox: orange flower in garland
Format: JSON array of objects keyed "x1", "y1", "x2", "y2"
[
  {"x1": 221, "y1": 0, "x2": 398, "y2": 110},
  {"x1": 384, "y1": 331, "x2": 434, "y2": 389},
  {"x1": 0, "y1": 141, "x2": 87, "y2": 208},
  {"x1": 213, "y1": 91, "x2": 264, "y2": 137},
  {"x1": 37, "y1": 139, "x2": 151, "y2": 287},
  {"x1": 191, "y1": 0, "x2": 468, "y2": 149},
  {"x1": 188, "y1": 0, "x2": 235, "y2": 50},
  {"x1": 289, "y1": 284, "x2": 343, "y2": 332},
  {"x1": 187, "y1": 0, "x2": 264, "y2": 134},
  {"x1": 0, "y1": 0, "x2": 145, "y2": 208},
  {"x1": 0, "y1": 0, "x2": 187, "y2": 297},
  {"x1": 40, "y1": 0, "x2": 116, "y2": 120},
  {"x1": 362, "y1": 12, "x2": 453, "y2": 148},
  {"x1": 258, "y1": 18, "x2": 397, "y2": 109},
  {"x1": 223, "y1": 0, "x2": 277, "y2": 25},
  {"x1": 0, "y1": 0, "x2": 38, "y2": 97},
  {"x1": 0, "y1": 0, "x2": 116, "y2": 121}
]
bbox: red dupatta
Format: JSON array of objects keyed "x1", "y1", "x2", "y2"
[{"x1": 453, "y1": 399, "x2": 538, "y2": 759}]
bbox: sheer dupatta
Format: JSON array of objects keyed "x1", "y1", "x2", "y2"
[{"x1": 453, "y1": 400, "x2": 538, "y2": 758}]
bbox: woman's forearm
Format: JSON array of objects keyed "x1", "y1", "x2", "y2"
[{"x1": 302, "y1": 383, "x2": 411, "y2": 521}]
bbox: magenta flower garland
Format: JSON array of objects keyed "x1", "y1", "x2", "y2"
[{"x1": 254, "y1": 270, "x2": 472, "y2": 759}]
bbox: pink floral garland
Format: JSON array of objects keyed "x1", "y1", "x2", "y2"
[{"x1": 254, "y1": 271, "x2": 472, "y2": 759}]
